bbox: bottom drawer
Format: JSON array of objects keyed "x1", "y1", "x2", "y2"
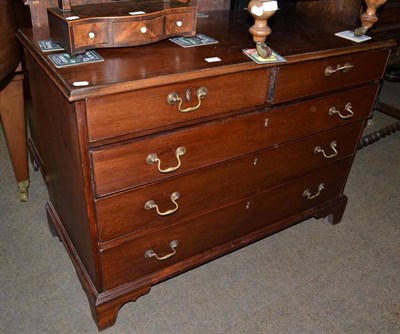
[{"x1": 101, "y1": 158, "x2": 352, "y2": 290}]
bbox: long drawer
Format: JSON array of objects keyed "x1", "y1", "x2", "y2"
[
  {"x1": 85, "y1": 69, "x2": 270, "y2": 142},
  {"x1": 270, "y1": 49, "x2": 389, "y2": 103},
  {"x1": 91, "y1": 84, "x2": 378, "y2": 196},
  {"x1": 101, "y1": 158, "x2": 352, "y2": 290},
  {"x1": 95, "y1": 121, "x2": 364, "y2": 242}
]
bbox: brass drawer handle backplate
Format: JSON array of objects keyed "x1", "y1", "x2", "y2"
[
  {"x1": 167, "y1": 87, "x2": 208, "y2": 113},
  {"x1": 144, "y1": 192, "x2": 180, "y2": 216},
  {"x1": 314, "y1": 141, "x2": 338, "y2": 159},
  {"x1": 303, "y1": 183, "x2": 325, "y2": 200},
  {"x1": 145, "y1": 240, "x2": 179, "y2": 261},
  {"x1": 329, "y1": 102, "x2": 354, "y2": 119},
  {"x1": 325, "y1": 63, "x2": 354, "y2": 76},
  {"x1": 146, "y1": 146, "x2": 186, "y2": 173}
]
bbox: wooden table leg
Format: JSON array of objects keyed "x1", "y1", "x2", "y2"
[{"x1": 0, "y1": 69, "x2": 29, "y2": 201}]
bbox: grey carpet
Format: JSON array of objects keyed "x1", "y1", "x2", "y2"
[{"x1": 1, "y1": 82, "x2": 399, "y2": 334}]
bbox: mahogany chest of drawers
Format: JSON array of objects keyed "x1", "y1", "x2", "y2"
[{"x1": 18, "y1": 9, "x2": 394, "y2": 330}]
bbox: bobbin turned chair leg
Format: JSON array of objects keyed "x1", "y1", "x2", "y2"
[{"x1": 358, "y1": 63, "x2": 400, "y2": 149}]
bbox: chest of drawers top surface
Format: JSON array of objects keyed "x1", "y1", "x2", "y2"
[{"x1": 18, "y1": 9, "x2": 395, "y2": 101}]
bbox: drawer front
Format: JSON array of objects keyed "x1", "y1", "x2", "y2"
[
  {"x1": 165, "y1": 12, "x2": 196, "y2": 36},
  {"x1": 271, "y1": 49, "x2": 389, "y2": 103},
  {"x1": 85, "y1": 69, "x2": 270, "y2": 142},
  {"x1": 72, "y1": 22, "x2": 109, "y2": 49},
  {"x1": 101, "y1": 158, "x2": 352, "y2": 290},
  {"x1": 96, "y1": 121, "x2": 364, "y2": 241},
  {"x1": 91, "y1": 84, "x2": 377, "y2": 196},
  {"x1": 113, "y1": 17, "x2": 165, "y2": 46}
]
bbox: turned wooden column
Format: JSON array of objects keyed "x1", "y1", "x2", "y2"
[
  {"x1": 247, "y1": 0, "x2": 277, "y2": 58},
  {"x1": 355, "y1": 0, "x2": 387, "y2": 36}
]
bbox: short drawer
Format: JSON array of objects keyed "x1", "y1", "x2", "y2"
[
  {"x1": 95, "y1": 121, "x2": 364, "y2": 241},
  {"x1": 101, "y1": 158, "x2": 352, "y2": 290},
  {"x1": 165, "y1": 12, "x2": 196, "y2": 36},
  {"x1": 270, "y1": 49, "x2": 389, "y2": 103},
  {"x1": 72, "y1": 22, "x2": 109, "y2": 49},
  {"x1": 85, "y1": 69, "x2": 270, "y2": 142},
  {"x1": 113, "y1": 17, "x2": 165, "y2": 46},
  {"x1": 91, "y1": 84, "x2": 377, "y2": 196}
]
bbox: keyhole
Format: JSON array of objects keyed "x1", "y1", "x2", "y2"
[{"x1": 185, "y1": 88, "x2": 192, "y2": 102}]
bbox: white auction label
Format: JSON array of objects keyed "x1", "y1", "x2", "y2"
[
  {"x1": 263, "y1": 1, "x2": 278, "y2": 11},
  {"x1": 129, "y1": 11, "x2": 146, "y2": 15},
  {"x1": 205, "y1": 57, "x2": 221, "y2": 62},
  {"x1": 65, "y1": 16, "x2": 80, "y2": 20},
  {"x1": 73, "y1": 81, "x2": 89, "y2": 87},
  {"x1": 250, "y1": 5, "x2": 263, "y2": 17}
]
